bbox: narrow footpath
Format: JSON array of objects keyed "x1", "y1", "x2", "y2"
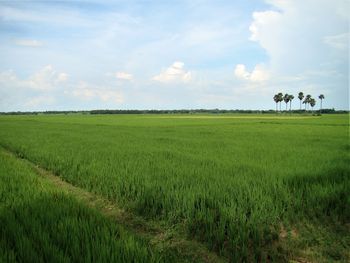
[{"x1": 1, "y1": 146, "x2": 226, "y2": 263}]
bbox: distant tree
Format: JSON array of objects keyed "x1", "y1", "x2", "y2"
[
  {"x1": 288, "y1": 95, "x2": 294, "y2": 112},
  {"x1": 310, "y1": 98, "x2": 316, "y2": 113},
  {"x1": 303, "y1": 94, "x2": 312, "y2": 111},
  {"x1": 277, "y1": 92, "x2": 283, "y2": 112},
  {"x1": 318, "y1": 94, "x2": 325, "y2": 113},
  {"x1": 283, "y1": 93, "x2": 290, "y2": 111},
  {"x1": 298, "y1": 92, "x2": 304, "y2": 110},
  {"x1": 273, "y1": 94, "x2": 279, "y2": 113}
]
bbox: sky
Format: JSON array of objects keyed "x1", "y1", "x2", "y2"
[{"x1": 0, "y1": 0, "x2": 348, "y2": 111}]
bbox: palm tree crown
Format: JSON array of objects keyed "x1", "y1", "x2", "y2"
[
  {"x1": 318, "y1": 94, "x2": 325, "y2": 113},
  {"x1": 310, "y1": 98, "x2": 316, "y2": 108},
  {"x1": 298, "y1": 92, "x2": 304, "y2": 101},
  {"x1": 298, "y1": 92, "x2": 304, "y2": 110},
  {"x1": 273, "y1": 94, "x2": 279, "y2": 112},
  {"x1": 277, "y1": 93, "x2": 283, "y2": 111},
  {"x1": 283, "y1": 94, "x2": 290, "y2": 111},
  {"x1": 272, "y1": 92, "x2": 325, "y2": 114}
]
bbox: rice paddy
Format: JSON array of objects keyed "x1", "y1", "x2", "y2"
[{"x1": 0, "y1": 113, "x2": 349, "y2": 262}]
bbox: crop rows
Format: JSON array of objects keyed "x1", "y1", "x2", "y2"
[
  {"x1": 0, "y1": 114, "x2": 349, "y2": 261},
  {"x1": 0, "y1": 148, "x2": 163, "y2": 262}
]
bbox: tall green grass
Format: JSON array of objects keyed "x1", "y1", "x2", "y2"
[
  {"x1": 0, "y1": 114, "x2": 349, "y2": 261},
  {"x1": 0, "y1": 149, "x2": 163, "y2": 263}
]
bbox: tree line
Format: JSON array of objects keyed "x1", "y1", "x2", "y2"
[
  {"x1": 1, "y1": 108, "x2": 346, "y2": 116},
  {"x1": 273, "y1": 92, "x2": 325, "y2": 113}
]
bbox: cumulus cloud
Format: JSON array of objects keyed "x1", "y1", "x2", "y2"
[
  {"x1": 0, "y1": 65, "x2": 68, "y2": 91},
  {"x1": 115, "y1": 71, "x2": 133, "y2": 80},
  {"x1": 14, "y1": 39, "x2": 43, "y2": 47},
  {"x1": 234, "y1": 64, "x2": 270, "y2": 82},
  {"x1": 27, "y1": 65, "x2": 68, "y2": 90},
  {"x1": 0, "y1": 65, "x2": 68, "y2": 111},
  {"x1": 248, "y1": 0, "x2": 349, "y2": 74},
  {"x1": 71, "y1": 82, "x2": 123, "y2": 104},
  {"x1": 242, "y1": 0, "x2": 349, "y2": 109},
  {"x1": 152, "y1": 61, "x2": 191, "y2": 83},
  {"x1": 0, "y1": 65, "x2": 125, "y2": 111},
  {"x1": 234, "y1": 64, "x2": 250, "y2": 80},
  {"x1": 249, "y1": 10, "x2": 281, "y2": 42}
]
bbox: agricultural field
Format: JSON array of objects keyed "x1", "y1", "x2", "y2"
[{"x1": 0, "y1": 113, "x2": 349, "y2": 262}]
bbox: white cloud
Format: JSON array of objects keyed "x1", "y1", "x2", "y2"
[
  {"x1": 0, "y1": 65, "x2": 68, "y2": 91},
  {"x1": 71, "y1": 82, "x2": 123, "y2": 104},
  {"x1": 0, "y1": 5, "x2": 96, "y2": 28},
  {"x1": 14, "y1": 39, "x2": 43, "y2": 47},
  {"x1": 152, "y1": 61, "x2": 192, "y2": 83},
  {"x1": 0, "y1": 1, "x2": 348, "y2": 110},
  {"x1": 234, "y1": 64, "x2": 250, "y2": 80},
  {"x1": 248, "y1": 0, "x2": 349, "y2": 74},
  {"x1": 242, "y1": 0, "x2": 349, "y2": 109},
  {"x1": 115, "y1": 71, "x2": 133, "y2": 80},
  {"x1": 323, "y1": 33, "x2": 349, "y2": 50},
  {"x1": 24, "y1": 96, "x2": 55, "y2": 107},
  {"x1": 234, "y1": 64, "x2": 270, "y2": 82},
  {"x1": 57, "y1": 72, "x2": 69, "y2": 81},
  {"x1": 249, "y1": 10, "x2": 281, "y2": 42},
  {"x1": 250, "y1": 65, "x2": 270, "y2": 82},
  {"x1": 27, "y1": 65, "x2": 68, "y2": 90},
  {"x1": 0, "y1": 70, "x2": 17, "y2": 83},
  {"x1": 0, "y1": 66, "x2": 68, "y2": 111}
]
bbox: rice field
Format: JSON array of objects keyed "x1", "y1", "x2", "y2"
[
  {"x1": 0, "y1": 114, "x2": 349, "y2": 262},
  {"x1": 0, "y1": 147, "x2": 163, "y2": 263}
]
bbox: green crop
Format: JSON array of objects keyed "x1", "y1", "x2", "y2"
[
  {"x1": 0, "y1": 114, "x2": 349, "y2": 262},
  {"x1": 0, "y1": 148, "x2": 163, "y2": 263}
]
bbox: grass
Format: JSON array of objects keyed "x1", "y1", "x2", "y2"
[
  {"x1": 0, "y1": 148, "x2": 164, "y2": 263},
  {"x1": 0, "y1": 146, "x2": 223, "y2": 263},
  {"x1": 0, "y1": 113, "x2": 349, "y2": 262}
]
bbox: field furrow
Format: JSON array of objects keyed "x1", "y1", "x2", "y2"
[{"x1": 0, "y1": 146, "x2": 225, "y2": 263}]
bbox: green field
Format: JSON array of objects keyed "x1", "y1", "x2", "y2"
[{"x1": 0, "y1": 114, "x2": 349, "y2": 262}]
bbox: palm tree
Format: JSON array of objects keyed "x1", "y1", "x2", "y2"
[
  {"x1": 298, "y1": 92, "x2": 304, "y2": 110},
  {"x1": 302, "y1": 98, "x2": 307, "y2": 110},
  {"x1": 273, "y1": 94, "x2": 279, "y2": 113},
  {"x1": 277, "y1": 92, "x2": 283, "y2": 112},
  {"x1": 304, "y1": 94, "x2": 312, "y2": 111},
  {"x1": 318, "y1": 94, "x2": 325, "y2": 113},
  {"x1": 288, "y1": 95, "x2": 294, "y2": 112},
  {"x1": 310, "y1": 98, "x2": 316, "y2": 113},
  {"x1": 283, "y1": 93, "x2": 290, "y2": 111}
]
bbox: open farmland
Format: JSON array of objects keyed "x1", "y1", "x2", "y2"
[
  {"x1": 0, "y1": 148, "x2": 166, "y2": 263},
  {"x1": 0, "y1": 114, "x2": 349, "y2": 262}
]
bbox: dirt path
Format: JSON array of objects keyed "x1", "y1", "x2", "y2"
[{"x1": 1, "y1": 146, "x2": 226, "y2": 263}]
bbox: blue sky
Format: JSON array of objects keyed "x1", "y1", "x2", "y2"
[{"x1": 0, "y1": 0, "x2": 348, "y2": 111}]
